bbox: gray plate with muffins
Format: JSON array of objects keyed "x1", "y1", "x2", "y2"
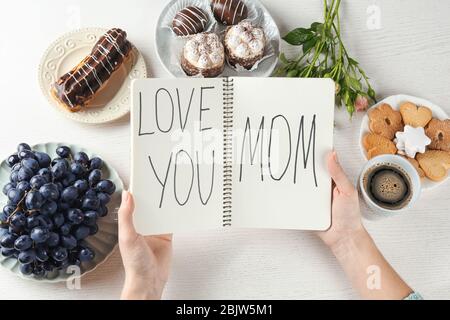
[{"x1": 156, "y1": 0, "x2": 280, "y2": 78}]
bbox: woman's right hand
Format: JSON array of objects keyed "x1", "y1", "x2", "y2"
[{"x1": 317, "y1": 151, "x2": 365, "y2": 251}]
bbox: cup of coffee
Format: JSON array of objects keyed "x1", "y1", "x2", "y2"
[{"x1": 359, "y1": 154, "x2": 421, "y2": 219}]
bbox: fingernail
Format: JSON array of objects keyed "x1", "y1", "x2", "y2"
[{"x1": 122, "y1": 190, "x2": 129, "y2": 203}]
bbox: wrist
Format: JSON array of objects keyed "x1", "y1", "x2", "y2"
[
  {"x1": 121, "y1": 274, "x2": 164, "y2": 300},
  {"x1": 329, "y1": 227, "x2": 371, "y2": 261}
]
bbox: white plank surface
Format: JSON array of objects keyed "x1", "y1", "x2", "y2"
[{"x1": 0, "y1": 0, "x2": 449, "y2": 299}]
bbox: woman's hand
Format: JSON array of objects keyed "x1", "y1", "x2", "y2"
[
  {"x1": 118, "y1": 190, "x2": 172, "y2": 300},
  {"x1": 317, "y1": 151, "x2": 365, "y2": 250},
  {"x1": 318, "y1": 151, "x2": 413, "y2": 299}
]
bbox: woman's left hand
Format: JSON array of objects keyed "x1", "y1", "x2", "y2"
[{"x1": 118, "y1": 191, "x2": 172, "y2": 300}]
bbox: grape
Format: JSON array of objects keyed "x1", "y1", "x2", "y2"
[
  {"x1": 21, "y1": 158, "x2": 39, "y2": 172},
  {"x1": 17, "y1": 143, "x2": 31, "y2": 152},
  {"x1": 88, "y1": 169, "x2": 102, "y2": 185},
  {"x1": 10, "y1": 212, "x2": 27, "y2": 230},
  {"x1": 30, "y1": 175, "x2": 47, "y2": 189},
  {"x1": 36, "y1": 247, "x2": 49, "y2": 262},
  {"x1": 89, "y1": 224, "x2": 99, "y2": 235},
  {"x1": 19, "y1": 263, "x2": 34, "y2": 275},
  {"x1": 56, "y1": 146, "x2": 71, "y2": 158},
  {"x1": 18, "y1": 150, "x2": 35, "y2": 160},
  {"x1": 97, "y1": 205, "x2": 108, "y2": 218},
  {"x1": 84, "y1": 189, "x2": 97, "y2": 199},
  {"x1": 51, "y1": 161, "x2": 67, "y2": 180},
  {"x1": 60, "y1": 223, "x2": 72, "y2": 236},
  {"x1": 2, "y1": 182, "x2": 15, "y2": 196},
  {"x1": 0, "y1": 233, "x2": 17, "y2": 249},
  {"x1": 89, "y1": 157, "x2": 103, "y2": 170},
  {"x1": 25, "y1": 191, "x2": 44, "y2": 210},
  {"x1": 58, "y1": 201, "x2": 70, "y2": 212},
  {"x1": 52, "y1": 213, "x2": 65, "y2": 228},
  {"x1": 46, "y1": 232, "x2": 60, "y2": 247},
  {"x1": 40, "y1": 201, "x2": 57, "y2": 216},
  {"x1": 1, "y1": 247, "x2": 16, "y2": 257},
  {"x1": 9, "y1": 171, "x2": 19, "y2": 183},
  {"x1": 14, "y1": 235, "x2": 33, "y2": 251},
  {"x1": 7, "y1": 154, "x2": 20, "y2": 168},
  {"x1": 74, "y1": 179, "x2": 88, "y2": 193},
  {"x1": 18, "y1": 167, "x2": 34, "y2": 182},
  {"x1": 74, "y1": 225, "x2": 90, "y2": 240},
  {"x1": 33, "y1": 265, "x2": 46, "y2": 277},
  {"x1": 67, "y1": 208, "x2": 84, "y2": 224},
  {"x1": 39, "y1": 183, "x2": 59, "y2": 201},
  {"x1": 42, "y1": 261, "x2": 55, "y2": 272},
  {"x1": 1, "y1": 143, "x2": 115, "y2": 277},
  {"x1": 7, "y1": 188, "x2": 22, "y2": 205},
  {"x1": 3, "y1": 205, "x2": 15, "y2": 216},
  {"x1": 74, "y1": 152, "x2": 89, "y2": 165},
  {"x1": 30, "y1": 227, "x2": 49, "y2": 244},
  {"x1": 96, "y1": 180, "x2": 116, "y2": 195},
  {"x1": 61, "y1": 173, "x2": 76, "y2": 187},
  {"x1": 61, "y1": 186, "x2": 78, "y2": 203},
  {"x1": 54, "y1": 259, "x2": 69, "y2": 270},
  {"x1": 34, "y1": 152, "x2": 51, "y2": 168},
  {"x1": 38, "y1": 168, "x2": 52, "y2": 181},
  {"x1": 83, "y1": 211, "x2": 98, "y2": 226},
  {"x1": 61, "y1": 235, "x2": 77, "y2": 249},
  {"x1": 0, "y1": 213, "x2": 8, "y2": 224},
  {"x1": 51, "y1": 247, "x2": 68, "y2": 262},
  {"x1": 97, "y1": 192, "x2": 110, "y2": 206},
  {"x1": 18, "y1": 249, "x2": 36, "y2": 264},
  {"x1": 25, "y1": 214, "x2": 37, "y2": 228},
  {"x1": 79, "y1": 247, "x2": 95, "y2": 262},
  {"x1": 70, "y1": 163, "x2": 86, "y2": 177},
  {"x1": 16, "y1": 181, "x2": 31, "y2": 193},
  {"x1": 82, "y1": 197, "x2": 100, "y2": 211}
]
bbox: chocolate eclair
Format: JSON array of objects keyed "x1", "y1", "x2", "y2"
[{"x1": 51, "y1": 28, "x2": 133, "y2": 112}]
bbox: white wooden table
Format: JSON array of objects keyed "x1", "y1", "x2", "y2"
[{"x1": 0, "y1": 0, "x2": 449, "y2": 299}]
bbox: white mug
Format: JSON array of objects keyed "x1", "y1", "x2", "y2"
[{"x1": 358, "y1": 154, "x2": 422, "y2": 219}]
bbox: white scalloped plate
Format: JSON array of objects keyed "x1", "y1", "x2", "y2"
[
  {"x1": 359, "y1": 95, "x2": 449, "y2": 190},
  {"x1": 38, "y1": 27, "x2": 147, "y2": 124},
  {"x1": 156, "y1": 0, "x2": 281, "y2": 78},
  {"x1": 0, "y1": 142, "x2": 122, "y2": 283}
]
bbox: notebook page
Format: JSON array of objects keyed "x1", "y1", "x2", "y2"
[
  {"x1": 232, "y1": 78, "x2": 334, "y2": 230},
  {"x1": 131, "y1": 79, "x2": 224, "y2": 235}
]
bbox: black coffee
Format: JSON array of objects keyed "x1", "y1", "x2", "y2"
[{"x1": 364, "y1": 165, "x2": 412, "y2": 210}]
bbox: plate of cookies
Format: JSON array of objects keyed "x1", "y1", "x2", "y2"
[
  {"x1": 38, "y1": 27, "x2": 147, "y2": 124},
  {"x1": 156, "y1": 0, "x2": 280, "y2": 78},
  {"x1": 359, "y1": 95, "x2": 450, "y2": 190}
]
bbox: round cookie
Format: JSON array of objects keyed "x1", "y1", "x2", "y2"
[
  {"x1": 368, "y1": 103, "x2": 404, "y2": 140},
  {"x1": 425, "y1": 118, "x2": 450, "y2": 151},
  {"x1": 224, "y1": 21, "x2": 266, "y2": 70},
  {"x1": 172, "y1": 6, "x2": 209, "y2": 36},
  {"x1": 181, "y1": 33, "x2": 225, "y2": 77}
]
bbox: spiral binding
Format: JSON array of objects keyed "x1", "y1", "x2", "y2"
[{"x1": 223, "y1": 77, "x2": 233, "y2": 227}]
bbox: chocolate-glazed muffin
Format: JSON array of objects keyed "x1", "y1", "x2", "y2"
[
  {"x1": 211, "y1": 0, "x2": 248, "y2": 25},
  {"x1": 181, "y1": 33, "x2": 225, "y2": 77},
  {"x1": 172, "y1": 6, "x2": 208, "y2": 36},
  {"x1": 224, "y1": 21, "x2": 266, "y2": 70}
]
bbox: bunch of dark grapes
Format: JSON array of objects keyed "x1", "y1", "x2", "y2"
[{"x1": 0, "y1": 143, "x2": 115, "y2": 277}]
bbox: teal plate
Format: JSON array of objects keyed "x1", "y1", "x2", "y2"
[{"x1": 0, "y1": 142, "x2": 122, "y2": 283}]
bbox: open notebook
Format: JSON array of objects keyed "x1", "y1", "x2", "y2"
[{"x1": 130, "y1": 77, "x2": 334, "y2": 235}]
